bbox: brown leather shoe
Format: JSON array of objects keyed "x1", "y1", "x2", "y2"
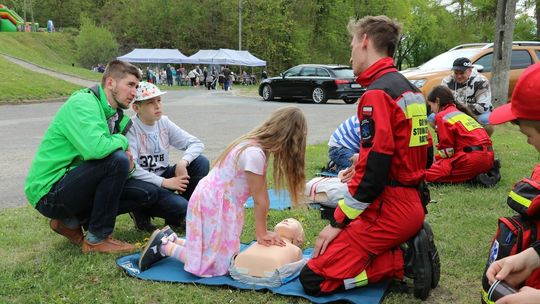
[
  {"x1": 50, "y1": 219, "x2": 84, "y2": 245},
  {"x1": 82, "y1": 236, "x2": 136, "y2": 254}
]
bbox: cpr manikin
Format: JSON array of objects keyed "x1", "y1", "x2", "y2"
[{"x1": 229, "y1": 218, "x2": 307, "y2": 286}]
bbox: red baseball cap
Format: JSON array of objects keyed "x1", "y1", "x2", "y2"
[{"x1": 490, "y1": 63, "x2": 540, "y2": 125}]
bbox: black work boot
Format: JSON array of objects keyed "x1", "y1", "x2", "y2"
[
  {"x1": 403, "y1": 227, "x2": 433, "y2": 300},
  {"x1": 129, "y1": 212, "x2": 157, "y2": 233},
  {"x1": 423, "y1": 222, "x2": 441, "y2": 289},
  {"x1": 474, "y1": 159, "x2": 501, "y2": 187}
]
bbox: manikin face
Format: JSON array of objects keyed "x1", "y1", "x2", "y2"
[
  {"x1": 106, "y1": 74, "x2": 139, "y2": 110},
  {"x1": 274, "y1": 218, "x2": 304, "y2": 246},
  {"x1": 349, "y1": 33, "x2": 368, "y2": 76},
  {"x1": 518, "y1": 120, "x2": 540, "y2": 153},
  {"x1": 134, "y1": 96, "x2": 163, "y2": 125},
  {"x1": 453, "y1": 68, "x2": 472, "y2": 85}
]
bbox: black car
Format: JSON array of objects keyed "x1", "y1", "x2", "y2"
[{"x1": 258, "y1": 64, "x2": 365, "y2": 104}]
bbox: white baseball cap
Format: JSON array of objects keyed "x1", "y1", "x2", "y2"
[{"x1": 135, "y1": 81, "x2": 167, "y2": 102}]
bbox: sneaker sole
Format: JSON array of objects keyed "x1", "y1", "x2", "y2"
[
  {"x1": 423, "y1": 222, "x2": 441, "y2": 289},
  {"x1": 413, "y1": 229, "x2": 432, "y2": 300}
]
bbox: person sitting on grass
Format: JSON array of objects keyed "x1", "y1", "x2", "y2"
[
  {"x1": 126, "y1": 82, "x2": 209, "y2": 232},
  {"x1": 425, "y1": 85, "x2": 498, "y2": 186},
  {"x1": 485, "y1": 63, "x2": 540, "y2": 304},
  {"x1": 326, "y1": 115, "x2": 360, "y2": 174},
  {"x1": 138, "y1": 107, "x2": 307, "y2": 278}
]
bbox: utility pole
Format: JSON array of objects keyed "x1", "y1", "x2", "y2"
[
  {"x1": 491, "y1": 0, "x2": 517, "y2": 107},
  {"x1": 239, "y1": 0, "x2": 242, "y2": 51}
]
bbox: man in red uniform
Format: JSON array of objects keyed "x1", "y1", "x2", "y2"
[{"x1": 299, "y1": 15, "x2": 439, "y2": 300}]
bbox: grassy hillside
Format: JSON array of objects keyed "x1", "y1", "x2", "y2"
[
  {"x1": 0, "y1": 32, "x2": 101, "y2": 81},
  {"x1": 0, "y1": 55, "x2": 80, "y2": 102}
]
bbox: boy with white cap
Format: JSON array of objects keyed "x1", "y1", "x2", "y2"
[
  {"x1": 126, "y1": 82, "x2": 209, "y2": 231},
  {"x1": 485, "y1": 63, "x2": 540, "y2": 303}
]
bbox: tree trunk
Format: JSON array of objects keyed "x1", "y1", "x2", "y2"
[
  {"x1": 536, "y1": 0, "x2": 540, "y2": 40},
  {"x1": 491, "y1": 0, "x2": 517, "y2": 107}
]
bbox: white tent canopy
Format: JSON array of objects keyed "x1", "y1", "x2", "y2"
[
  {"x1": 187, "y1": 48, "x2": 266, "y2": 66},
  {"x1": 117, "y1": 49, "x2": 190, "y2": 63}
]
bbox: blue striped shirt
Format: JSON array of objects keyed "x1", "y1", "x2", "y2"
[{"x1": 328, "y1": 116, "x2": 360, "y2": 151}]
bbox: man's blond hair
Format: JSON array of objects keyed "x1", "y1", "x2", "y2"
[{"x1": 347, "y1": 15, "x2": 402, "y2": 57}]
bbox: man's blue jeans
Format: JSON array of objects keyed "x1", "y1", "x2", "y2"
[
  {"x1": 36, "y1": 150, "x2": 158, "y2": 238},
  {"x1": 129, "y1": 155, "x2": 210, "y2": 226},
  {"x1": 328, "y1": 146, "x2": 356, "y2": 173}
]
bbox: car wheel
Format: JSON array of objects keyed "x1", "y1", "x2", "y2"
[
  {"x1": 312, "y1": 87, "x2": 328, "y2": 104},
  {"x1": 262, "y1": 85, "x2": 274, "y2": 101},
  {"x1": 343, "y1": 98, "x2": 357, "y2": 104}
]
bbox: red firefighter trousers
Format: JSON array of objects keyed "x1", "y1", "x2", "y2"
[
  {"x1": 304, "y1": 187, "x2": 425, "y2": 294},
  {"x1": 426, "y1": 150, "x2": 494, "y2": 183}
]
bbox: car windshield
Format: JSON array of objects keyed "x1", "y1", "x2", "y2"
[
  {"x1": 332, "y1": 68, "x2": 354, "y2": 78},
  {"x1": 418, "y1": 49, "x2": 481, "y2": 70}
]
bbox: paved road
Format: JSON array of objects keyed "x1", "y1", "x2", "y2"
[
  {"x1": 2, "y1": 54, "x2": 96, "y2": 88},
  {"x1": 0, "y1": 89, "x2": 357, "y2": 209}
]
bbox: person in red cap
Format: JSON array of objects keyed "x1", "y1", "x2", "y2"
[
  {"x1": 425, "y1": 85, "x2": 496, "y2": 185},
  {"x1": 485, "y1": 63, "x2": 540, "y2": 303}
]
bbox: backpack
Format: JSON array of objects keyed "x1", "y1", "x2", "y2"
[{"x1": 481, "y1": 215, "x2": 540, "y2": 303}]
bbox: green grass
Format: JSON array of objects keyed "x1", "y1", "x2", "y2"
[
  {"x1": 1, "y1": 124, "x2": 537, "y2": 303},
  {"x1": 0, "y1": 32, "x2": 101, "y2": 81},
  {"x1": 0, "y1": 55, "x2": 81, "y2": 102}
]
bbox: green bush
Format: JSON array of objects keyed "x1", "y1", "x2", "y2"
[{"x1": 75, "y1": 15, "x2": 118, "y2": 68}]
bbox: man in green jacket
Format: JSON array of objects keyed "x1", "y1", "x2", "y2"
[{"x1": 25, "y1": 60, "x2": 148, "y2": 254}]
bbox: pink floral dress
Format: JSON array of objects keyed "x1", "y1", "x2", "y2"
[{"x1": 184, "y1": 141, "x2": 266, "y2": 277}]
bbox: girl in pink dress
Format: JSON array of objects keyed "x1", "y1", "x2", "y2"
[{"x1": 138, "y1": 106, "x2": 307, "y2": 276}]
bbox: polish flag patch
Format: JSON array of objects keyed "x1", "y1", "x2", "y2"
[{"x1": 362, "y1": 106, "x2": 373, "y2": 116}]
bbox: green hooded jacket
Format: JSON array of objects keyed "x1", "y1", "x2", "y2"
[{"x1": 25, "y1": 85, "x2": 129, "y2": 206}]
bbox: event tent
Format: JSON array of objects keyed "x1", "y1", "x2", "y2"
[
  {"x1": 117, "y1": 49, "x2": 191, "y2": 63},
  {"x1": 187, "y1": 49, "x2": 266, "y2": 66}
]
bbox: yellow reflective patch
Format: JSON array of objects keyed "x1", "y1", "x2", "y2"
[
  {"x1": 446, "y1": 113, "x2": 482, "y2": 131},
  {"x1": 354, "y1": 270, "x2": 368, "y2": 287},
  {"x1": 407, "y1": 103, "x2": 429, "y2": 147},
  {"x1": 338, "y1": 199, "x2": 363, "y2": 220},
  {"x1": 509, "y1": 190, "x2": 532, "y2": 208},
  {"x1": 481, "y1": 289, "x2": 496, "y2": 304}
]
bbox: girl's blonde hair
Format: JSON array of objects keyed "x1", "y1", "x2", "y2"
[{"x1": 214, "y1": 106, "x2": 307, "y2": 205}]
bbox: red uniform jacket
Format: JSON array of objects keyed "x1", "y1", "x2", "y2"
[{"x1": 334, "y1": 57, "x2": 429, "y2": 225}]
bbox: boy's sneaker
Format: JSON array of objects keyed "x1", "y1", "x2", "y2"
[
  {"x1": 139, "y1": 229, "x2": 167, "y2": 271},
  {"x1": 129, "y1": 212, "x2": 157, "y2": 233},
  {"x1": 423, "y1": 222, "x2": 441, "y2": 289},
  {"x1": 403, "y1": 227, "x2": 433, "y2": 300}
]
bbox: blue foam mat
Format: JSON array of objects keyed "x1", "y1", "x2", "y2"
[
  {"x1": 244, "y1": 189, "x2": 291, "y2": 210},
  {"x1": 116, "y1": 244, "x2": 389, "y2": 304}
]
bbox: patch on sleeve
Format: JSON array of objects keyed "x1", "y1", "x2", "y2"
[
  {"x1": 360, "y1": 118, "x2": 374, "y2": 148},
  {"x1": 362, "y1": 106, "x2": 373, "y2": 117}
]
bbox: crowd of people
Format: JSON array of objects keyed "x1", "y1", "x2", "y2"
[{"x1": 25, "y1": 14, "x2": 540, "y2": 303}]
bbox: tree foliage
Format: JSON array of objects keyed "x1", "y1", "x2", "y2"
[
  {"x1": 75, "y1": 15, "x2": 118, "y2": 68},
  {"x1": 6, "y1": 0, "x2": 540, "y2": 73}
]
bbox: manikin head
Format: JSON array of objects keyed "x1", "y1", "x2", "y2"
[{"x1": 274, "y1": 218, "x2": 304, "y2": 247}]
